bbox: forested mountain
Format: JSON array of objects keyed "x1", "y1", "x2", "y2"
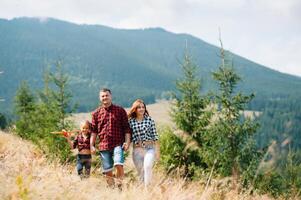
[{"x1": 0, "y1": 17, "x2": 301, "y2": 113}]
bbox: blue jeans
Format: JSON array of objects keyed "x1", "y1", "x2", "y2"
[
  {"x1": 76, "y1": 154, "x2": 92, "y2": 177},
  {"x1": 99, "y1": 145, "x2": 124, "y2": 173}
]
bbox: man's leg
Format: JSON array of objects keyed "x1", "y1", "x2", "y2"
[
  {"x1": 115, "y1": 164, "x2": 124, "y2": 179},
  {"x1": 113, "y1": 146, "x2": 125, "y2": 189},
  {"x1": 115, "y1": 167, "x2": 123, "y2": 191},
  {"x1": 100, "y1": 150, "x2": 114, "y2": 187},
  {"x1": 104, "y1": 171, "x2": 114, "y2": 186}
]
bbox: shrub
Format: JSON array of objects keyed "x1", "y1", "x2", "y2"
[
  {"x1": 158, "y1": 126, "x2": 205, "y2": 179},
  {"x1": 0, "y1": 112, "x2": 7, "y2": 129}
]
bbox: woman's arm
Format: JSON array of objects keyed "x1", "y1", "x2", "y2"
[
  {"x1": 150, "y1": 118, "x2": 159, "y2": 140},
  {"x1": 155, "y1": 141, "x2": 160, "y2": 160},
  {"x1": 150, "y1": 118, "x2": 160, "y2": 160}
]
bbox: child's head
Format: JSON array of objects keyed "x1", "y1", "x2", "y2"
[{"x1": 80, "y1": 120, "x2": 91, "y2": 135}]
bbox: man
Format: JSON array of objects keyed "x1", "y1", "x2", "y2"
[{"x1": 90, "y1": 88, "x2": 131, "y2": 188}]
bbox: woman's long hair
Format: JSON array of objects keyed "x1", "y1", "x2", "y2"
[{"x1": 128, "y1": 99, "x2": 149, "y2": 119}]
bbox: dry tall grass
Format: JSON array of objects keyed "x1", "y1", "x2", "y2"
[
  {"x1": 0, "y1": 130, "x2": 200, "y2": 200},
  {"x1": 0, "y1": 130, "x2": 276, "y2": 200},
  {"x1": 0, "y1": 101, "x2": 273, "y2": 200}
]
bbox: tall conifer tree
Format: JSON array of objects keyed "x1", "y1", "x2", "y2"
[{"x1": 203, "y1": 37, "x2": 259, "y2": 186}]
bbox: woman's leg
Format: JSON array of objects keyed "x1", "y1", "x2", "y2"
[
  {"x1": 132, "y1": 147, "x2": 145, "y2": 183},
  {"x1": 143, "y1": 148, "x2": 155, "y2": 186}
]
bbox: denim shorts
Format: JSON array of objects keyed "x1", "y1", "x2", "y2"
[{"x1": 99, "y1": 145, "x2": 124, "y2": 173}]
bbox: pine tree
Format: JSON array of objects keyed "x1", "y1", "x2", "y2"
[
  {"x1": 166, "y1": 50, "x2": 211, "y2": 178},
  {"x1": 203, "y1": 38, "x2": 259, "y2": 186},
  {"x1": 13, "y1": 61, "x2": 75, "y2": 161},
  {"x1": 171, "y1": 51, "x2": 208, "y2": 143},
  {"x1": 35, "y1": 60, "x2": 75, "y2": 160},
  {"x1": 48, "y1": 60, "x2": 74, "y2": 129},
  {"x1": 0, "y1": 113, "x2": 7, "y2": 129},
  {"x1": 14, "y1": 81, "x2": 36, "y2": 139}
]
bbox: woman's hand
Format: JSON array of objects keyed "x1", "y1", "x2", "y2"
[
  {"x1": 155, "y1": 141, "x2": 160, "y2": 160},
  {"x1": 122, "y1": 141, "x2": 130, "y2": 151},
  {"x1": 155, "y1": 150, "x2": 160, "y2": 160}
]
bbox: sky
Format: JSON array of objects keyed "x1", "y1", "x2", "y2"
[{"x1": 0, "y1": 0, "x2": 300, "y2": 77}]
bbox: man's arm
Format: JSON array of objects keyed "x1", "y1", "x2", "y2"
[
  {"x1": 121, "y1": 108, "x2": 131, "y2": 151},
  {"x1": 122, "y1": 133, "x2": 131, "y2": 151},
  {"x1": 90, "y1": 111, "x2": 98, "y2": 154},
  {"x1": 90, "y1": 133, "x2": 97, "y2": 154}
]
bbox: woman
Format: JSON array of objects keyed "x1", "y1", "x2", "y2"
[{"x1": 128, "y1": 99, "x2": 160, "y2": 186}]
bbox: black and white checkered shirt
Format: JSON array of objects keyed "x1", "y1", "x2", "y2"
[{"x1": 129, "y1": 116, "x2": 159, "y2": 144}]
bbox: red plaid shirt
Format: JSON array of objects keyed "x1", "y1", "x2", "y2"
[
  {"x1": 73, "y1": 133, "x2": 91, "y2": 151},
  {"x1": 91, "y1": 104, "x2": 131, "y2": 151}
]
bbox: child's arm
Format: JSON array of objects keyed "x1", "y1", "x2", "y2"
[{"x1": 66, "y1": 135, "x2": 76, "y2": 149}]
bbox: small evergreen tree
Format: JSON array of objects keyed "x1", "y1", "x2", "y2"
[
  {"x1": 49, "y1": 61, "x2": 74, "y2": 129},
  {"x1": 203, "y1": 39, "x2": 260, "y2": 186},
  {"x1": 171, "y1": 51, "x2": 209, "y2": 143},
  {"x1": 14, "y1": 81, "x2": 36, "y2": 139},
  {"x1": 35, "y1": 60, "x2": 75, "y2": 160},
  {"x1": 162, "y1": 50, "x2": 210, "y2": 178},
  {"x1": 0, "y1": 112, "x2": 7, "y2": 129},
  {"x1": 13, "y1": 61, "x2": 75, "y2": 161}
]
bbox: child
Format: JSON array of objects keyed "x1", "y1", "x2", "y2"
[{"x1": 66, "y1": 120, "x2": 92, "y2": 179}]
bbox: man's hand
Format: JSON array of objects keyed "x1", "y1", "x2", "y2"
[
  {"x1": 123, "y1": 133, "x2": 131, "y2": 151},
  {"x1": 122, "y1": 141, "x2": 130, "y2": 151},
  {"x1": 90, "y1": 133, "x2": 97, "y2": 154},
  {"x1": 91, "y1": 146, "x2": 96, "y2": 154}
]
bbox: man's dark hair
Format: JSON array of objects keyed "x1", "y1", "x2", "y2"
[{"x1": 101, "y1": 88, "x2": 111, "y2": 94}]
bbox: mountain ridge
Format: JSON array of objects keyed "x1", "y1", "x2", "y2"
[{"x1": 0, "y1": 17, "x2": 300, "y2": 113}]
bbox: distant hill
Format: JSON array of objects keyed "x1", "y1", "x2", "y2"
[{"x1": 1, "y1": 17, "x2": 301, "y2": 113}]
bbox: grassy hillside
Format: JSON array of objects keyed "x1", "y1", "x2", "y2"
[{"x1": 0, "y1": 130, "x2": 276, "y2": 200}]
